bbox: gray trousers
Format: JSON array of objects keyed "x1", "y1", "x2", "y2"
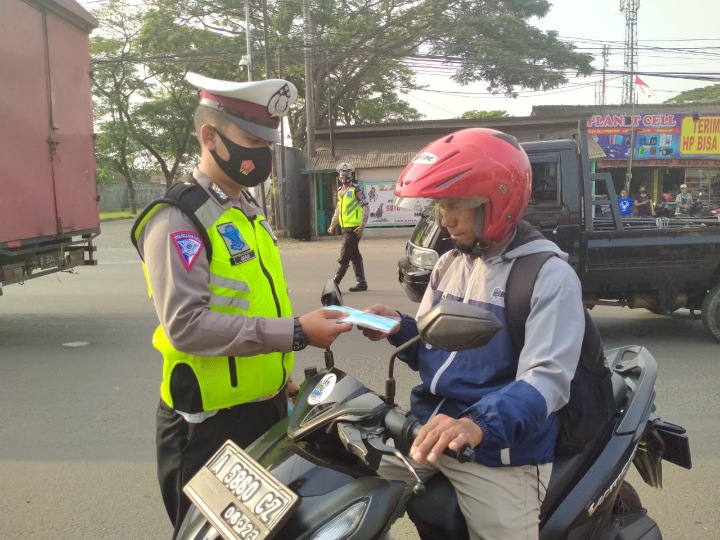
[{"x1": 379, "y1": 453, "x2": 552, "y2": 540}]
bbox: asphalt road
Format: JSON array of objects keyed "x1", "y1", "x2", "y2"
[{"x1": 1, "y1": 219, "x2": 718, "y2": 539}]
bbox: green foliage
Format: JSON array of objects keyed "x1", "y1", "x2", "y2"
[
  {"x1": 91, "y1": 0, "x2": 240, "y2": 195},
  {"x1": 459, "y1": 110, "x2": 509, "y2": 119},
  {"x1": 90, "y1": 0, "x2": 594, "y2": 157},
  {"x1": 664, "y1": 84, "x2": 720, "y2": 105},
  {"x1": 434, "y1": 0, "x2": 593, "y2": 96}
]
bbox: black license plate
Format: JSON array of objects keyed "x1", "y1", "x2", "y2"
[
  {"x1": 655, "y1": 421, "x2": 692, "y2": 470},
  {"x1": 38, "y1": 250, "x2": 61, "y2": 269}
]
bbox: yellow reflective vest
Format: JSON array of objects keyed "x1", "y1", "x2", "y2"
[
  {"x1": 131, "y1": 182, "x2": 293, "y2": 413},
  {"x1": 337, "y1": 186, "x2": 363, "y2": 228}
]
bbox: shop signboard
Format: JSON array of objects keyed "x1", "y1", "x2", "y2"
[
  {"x1": 358, "y1": 181, "x2": 421, "y2": 227},
  {"x1": 588, "y1": 113, "x2": 720, "y2": 160}
]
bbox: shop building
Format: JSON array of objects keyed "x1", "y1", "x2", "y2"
[
  {"x1": 533, "y1": 105, "x2": 720, "y2": 213},
  {"x1": 297, "y1": 104, "x2": 720, "y2": 239},
  {"x1": 304, "y1": 115, "x2": 582, "y2": 237}
]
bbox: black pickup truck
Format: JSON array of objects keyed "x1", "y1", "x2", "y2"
[{"x1": 398, "y1": 124, "x2": 720, "y2": 343}]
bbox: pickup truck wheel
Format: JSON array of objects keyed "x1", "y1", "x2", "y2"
[{"x1": 701, "y1": 283, "x2": 720, "y2": 343}]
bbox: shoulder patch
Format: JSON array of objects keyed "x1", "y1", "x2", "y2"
[{"x1": 170, "y1": 231, "x2": 204, "y2": 272}]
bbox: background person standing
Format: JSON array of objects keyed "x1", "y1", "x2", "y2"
[
  {"x1": 634, "y1": 186, "x2": 655, "y2": 216},
  {"x1": 675, "y1": 183, "x2": 694, "y2": 215},
  {"x1": 327, "y1": 162, "x2": 370, "y2": 292},
  {"x1": 618, "y1": 189, "x2": 634, "y2": 217}
]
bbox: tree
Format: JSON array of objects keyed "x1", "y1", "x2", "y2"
[
  {"x1": 91, "y1": 0, "x2": 241, "y2": 203},
  {"x1": 90, "y1": 3, "x2": 148, "y2": 212},
  {"x1": 664, "y1": 84, "x2": 720, "y2": 104},
  {"x1": 434, "y1": 1, "x2": 593, "y2": 95},
  {"x1": 459, "y1": 110, "x2": 509, "y2": 119},
  {"x1": 140, "y1": 0, "x2": 592, "y2": 147},
  {"x1": 89, "y1": 0, "x2": 594, "y2": 196}
]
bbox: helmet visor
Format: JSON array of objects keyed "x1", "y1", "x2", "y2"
[
  {"x1": 434, "y1": 197, "x2": 488, "y2": 214},
  {"x1": 393, "y1": 196, "x2": 433, "y2": 212}
]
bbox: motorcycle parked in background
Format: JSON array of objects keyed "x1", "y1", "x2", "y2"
[
  {"x1": 176, "y1": 282, "x2": 692, "y2": 540},
  {"x1": 655, "y1": 191, "x2": 717, "y2": 218}
]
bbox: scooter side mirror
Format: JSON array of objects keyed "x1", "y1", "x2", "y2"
[
  {"x1": 417, "y1": 299, "x2": 502, "y2": 351},
  {"x1": 321, "y1": 279, "x2": 343, "y2": 307}
]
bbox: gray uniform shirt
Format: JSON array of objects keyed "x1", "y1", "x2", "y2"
[{"x1": 137, "y1": 170, "x2": 294, "y2": 362}]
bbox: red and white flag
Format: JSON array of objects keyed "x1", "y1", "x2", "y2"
[{"x1": 635, "y1": 75, "x2": 654, "y2": 98}]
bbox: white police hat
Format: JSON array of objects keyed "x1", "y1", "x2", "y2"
[
  {"x1": 336, "y1": 162, "x2": 355, "y2": 174},
  {"x1": 186, "y1": 72, "x2": 298, "y2": 144}
]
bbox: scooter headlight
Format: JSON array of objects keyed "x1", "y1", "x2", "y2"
[{"x1": 310, "y1": 500, "x2": 368, "y2": 540}]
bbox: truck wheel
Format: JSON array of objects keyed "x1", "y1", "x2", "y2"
[{"x1": 701, "y1": 283, "x2": 720, "y2": 343}]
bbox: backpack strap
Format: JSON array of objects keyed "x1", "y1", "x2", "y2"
[
  {"x1": 504, "y1": 252, "x2": 556, "y2": 353},
  {"x1": 131, "y1": 181, "x2": 214, "y2": 261}
]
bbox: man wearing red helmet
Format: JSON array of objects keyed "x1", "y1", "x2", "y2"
[{"x1": 361, "y1": 128, "x2": 585, "y2": 539}]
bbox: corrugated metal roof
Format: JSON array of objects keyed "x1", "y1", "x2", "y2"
[
  {"x1": 306, "y1": 137, "x2": 608, "y2": 171},
  {"x1": 586, "y1": 136, "x2": 607, "y2": 160},
  {"x1": 306, "y1": 146, "x2": 426, "y2": 171}
]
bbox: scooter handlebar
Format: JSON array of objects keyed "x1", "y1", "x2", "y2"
[{"x1": 384, "y1": 408, "x2": 476, "y2": 463}]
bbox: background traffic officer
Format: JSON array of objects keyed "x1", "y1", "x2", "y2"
[{"x1": 327, "y1": 162, "x2": 370, "y2": 292}]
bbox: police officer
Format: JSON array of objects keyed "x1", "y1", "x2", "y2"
[
  {"x1": 131, "y1": 72, "x2": 352, "y2": 536},
  {"x1": 327, "y1": 162, "x2": 369, "y2": 291}
]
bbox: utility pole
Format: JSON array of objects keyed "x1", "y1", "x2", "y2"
[
  {"x1": 277, "y1": 43, "x2": 288, "y2": 231},
  {"x1": 620, "y1": 0, "x2": 639, "y2": 105},
  {"x1": 261, "y1": 0, "x2": 280, "y2": 228},
  {"x1": 277, "y1": 44, "x2": 290, "y2": 230},
  {"x1": 327, "y1": 50, "x2": 335, "y2": 157},
  {"x1": 600, "y1": 44, "x2": 609, "y2": 106},
  {"x1": 620, "y1": 0, "x2": 640, "y2": 191},
  {"x1": 303, "y1": 0, "x2": 315, "y2": 155},
  {"x1": 261, "y1": 0, "x2": 269, "y2": 78},
  {"x1": 245, "y1": 0, "x2": 253, "y2": 81}
]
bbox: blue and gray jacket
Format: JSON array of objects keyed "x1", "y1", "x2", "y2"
[{"x1": 390, "y1": 222, "x2": 585, "y2": 467}]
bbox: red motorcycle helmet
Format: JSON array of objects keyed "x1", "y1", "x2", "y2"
[{"x1": 396, "y1": 128, "x2": 531, "y2": 244}]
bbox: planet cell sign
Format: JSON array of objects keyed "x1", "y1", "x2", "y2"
[{"x1": 587, "y1": 113, "x2": 720, "y2": 160}]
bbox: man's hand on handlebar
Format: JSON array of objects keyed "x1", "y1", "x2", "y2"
[{"x1": 410, "y1": 414, "x2": 483, "y2": 464}]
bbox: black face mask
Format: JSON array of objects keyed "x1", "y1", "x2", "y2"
[{"x1": 210, "y1": 130, "x2": 272, "y2": 188}]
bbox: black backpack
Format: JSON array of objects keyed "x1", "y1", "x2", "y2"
[{"x1": 505, "y1": 252, "x2": 616, "y2": 457}]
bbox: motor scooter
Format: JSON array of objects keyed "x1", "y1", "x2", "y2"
[
  {"x1": 657, "y1": 191, "x2": 717, "y2": 218},
  {"x1": 176, "y1": 281, "x2": 692, "y2": 540}
]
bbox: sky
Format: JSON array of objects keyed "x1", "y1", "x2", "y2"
[{"x1": 403, "y1": 0, "x2": 720, "y2": 119}]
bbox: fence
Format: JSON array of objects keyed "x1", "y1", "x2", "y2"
[{"x1": 97, "y1": 183, "x2": 166, "y2": 212}]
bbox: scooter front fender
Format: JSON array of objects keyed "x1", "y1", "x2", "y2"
[{"x1": 178, "y1": 417, "x2": 406, "y2": 540}]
